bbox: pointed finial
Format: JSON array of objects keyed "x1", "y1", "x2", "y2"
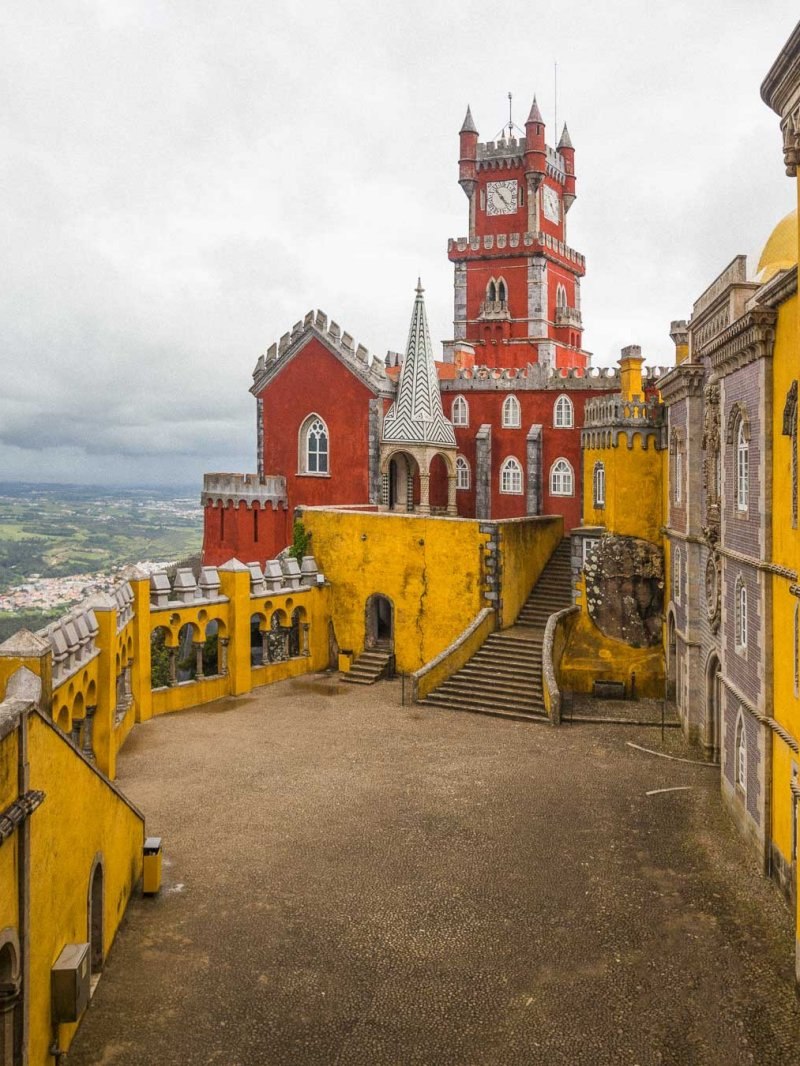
[
  {"x1": 558, "y1": 123, "x2": 573, "y2": 150},
  {"x1": 416, "y1": 277, "x2": 424, "y2": 295},
  {"x1": 460, "y1": 105, "x2": 478, "y2": 134},
  {"x1": 527, "y1": 96, "x2": 544, "y2": 125}
]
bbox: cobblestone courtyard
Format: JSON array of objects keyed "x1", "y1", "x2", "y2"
[{"x1": 69, "y1": 675, "x2": 800, "y2": 1066}]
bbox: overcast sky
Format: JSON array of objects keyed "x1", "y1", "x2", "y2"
[{"x1": 1, "y1": 1, "x2": 797, "y2": 487}]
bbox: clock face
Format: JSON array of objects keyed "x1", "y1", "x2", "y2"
[
  {"x1": 486, "y1": 180, "x2": 518, "y2": 216},
  {"x1": 542, "y1": 185, "x2": 560, "y2": 223}
]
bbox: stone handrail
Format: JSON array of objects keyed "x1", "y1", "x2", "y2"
[
  {"x1": 411, "y1": 607, "x2": 495, "y2": 702},
  {"x1": 542, "y1": 605, "x2": 579, "y2": 726}
]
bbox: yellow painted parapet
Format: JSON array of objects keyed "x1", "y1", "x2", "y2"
[{"x1": 497, "y1": 516, "x2": 563, "y2": 628}]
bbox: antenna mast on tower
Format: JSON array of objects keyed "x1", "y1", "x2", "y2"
[{"x1": 554, "y1": 61, "x2": 558, "y2": 136}]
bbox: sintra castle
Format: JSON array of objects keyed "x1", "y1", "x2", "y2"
[{"x1": 2, "y1": 22, "x2": 800, "y2": 1066}]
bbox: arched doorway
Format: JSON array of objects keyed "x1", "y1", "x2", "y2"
[
  {"x1": 365, "y1": 594, "x2": 394, "y2": 650},
  {"x1": 705, "y1": 653, "x2": 721, "y2": 763},
  {"x1": 88, "y1": 860, "x2": 104, "y2": 977},
  {"x1": 387, "y1": 452, "x2": 417, "y2": 513},
  {"x1": 428, "y1": 452, "x2": 449, "y2": 512},
  {"x1": 666, "y1": 611, "x2": 677, "y2": 703},
  {"x1": 0, "y1": 930, "x2": 20, "y2": 1066}
]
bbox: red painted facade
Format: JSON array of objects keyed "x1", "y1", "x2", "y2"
[{"x1": 201, "y1": 500, "x2": 289, "y2": 568}]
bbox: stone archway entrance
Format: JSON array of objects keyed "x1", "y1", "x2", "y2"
[
  {"x1": 705, "y1": 653, "x2": 721, "y2": 763},
  {"x1": 387, "y1": 452, "x2": 417, "y2": 513},
  {"x1": 366, "y1": 594, "x2": 394, "y2": 650}
]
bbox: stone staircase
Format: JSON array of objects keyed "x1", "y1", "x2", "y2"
[
  {"x1": 419, "y1": 539, "x2": 573, "y2": 721},
  {"x1": 340, "y1": 647, "x2": 393, "y2": 686}
]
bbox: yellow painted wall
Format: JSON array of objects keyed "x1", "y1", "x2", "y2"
[
  {"x1": 300, "y1": 508, "x2": 491, "y2": 673},
  {"x1": 0, "y1": 728, "x2": 20, "y2": 950},
  {"x1": 498, "y1": 517, "x2": 563, "y2": 628},
  {"x1": 583, "y1": 434, "x2": 664, "y2": 543}
]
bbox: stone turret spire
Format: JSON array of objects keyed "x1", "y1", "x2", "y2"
[
  {"x1": 558, "y1": 123, "x2": 573, "y2": 150},
  {"x1": 460, "y1": 105, "x2": 478, "y2": 134},
  {"x1": 527, "y1": 96, "x2": 544, "y2": 124},
  {"x1": 381, "y1": 281, "x2": 456, "y2": 447}
]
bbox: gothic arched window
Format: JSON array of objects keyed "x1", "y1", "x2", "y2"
[
  {"x1": 737, "y1": 419, "x2": 749, "y2": 512},
  {"x1": 735, "y1": 712, "x2": 747, "y2": 793},
  {"x1": 451, "y1": 395, "x2": 469, "y2": 427},
  {"x1": 502, "y1": 395, "x2": 521, "y2": 428},
  {"x1": 486, "y1": 278, "x2": 497, "y2": 303},
  {"x1": 500, "y1": 456, "x2": 523, "y2": 494},
  {"x1": 456, "y1": 455, "x2": 470, "y2": 490},
  {"x1": 497, "y1": 277, "x2": 507, "y2": 304},
  {"x1": 300, "y1": 414, "x2": 329, "y2": 475},
  {"x1": 554, "y1": 394, "x2": 573, "y2": 428},
  {"x1": 556, "y1": 283, "x2": 567, "y2": 309},
  {"x1": 550, "y1": 458, "x2": 574, "y2": 496},
  {"x1": 735, "y1": 575, "x2": 748, "y2": 652}
]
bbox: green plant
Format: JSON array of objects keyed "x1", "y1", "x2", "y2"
[{"x1": 288, "y1": 519, "x2": 311, "y2": 562}]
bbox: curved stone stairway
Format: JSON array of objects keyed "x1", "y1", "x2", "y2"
[{"x1": 419, "y1": 539, "x2": 573, "y2": 722}]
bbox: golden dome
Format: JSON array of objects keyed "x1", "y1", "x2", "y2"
[{"x1": 756, "y1": 209, "x2": 798, "y2": 283}]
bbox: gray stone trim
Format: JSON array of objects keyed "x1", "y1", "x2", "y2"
[
  {"x1": 543, "y1": 605, "x2": 579, "y2": 725},
  {"x1": 368, "y1": 399, "x2": 382, "y2": 504},
  {"x1": 201, "y1": 473, "x2": 288, "y2": 510},
  {"x1": 256, "y1": 398, "x2": 264, "y2": 478},
  {"x1": 526, "y1": 424, "x2": 542, "y2": 515},
  {"x1": 453, "y1": 261, "x2": 467, "y2": 340},
  {"x1": 475, "y1": 424, "x2": 492, "y2": 520}
]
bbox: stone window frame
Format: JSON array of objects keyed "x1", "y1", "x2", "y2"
[
  {"x1": 499, "y1": 456, "x2": 523, "y2": 495},
  {"x1": 549, "y1": 457, "x2": 574, "y2": 497},
  {"x1": 456, "y1": 455, "x2": 470, "y2": 491},
  {"x1": 673, "y1": 546, "x2": 682, "y2": 605},
  {"x1": 554, "y1": 394, "x2": 574, "y2": 429},
  {"x1": 735, "y1": 710, "x2": 747, "y2": 795},
  {"x1": 298, "y1": 413, "x2": 330, "y2": 477},
  {"x1": 725, "y1": 403, "x2": 750, "y2": 514},
  {"x1": 502, "y1": 394, "x2": 521, "y2": 429},
  {"x1": 451, "y1": 395, "x2": 469, "y2": 427},
  {"x1": 592, "y1": 460, "x2": 605, "y2": 508},
  {"x1": 735, "y1": 574, "x2": 748, "y2": 654}
]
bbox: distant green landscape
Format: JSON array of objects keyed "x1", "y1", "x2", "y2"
[{"x1": 0, "y1": 482, "x2": 203, "y2": 639}]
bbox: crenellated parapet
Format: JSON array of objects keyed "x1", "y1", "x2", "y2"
[
  {"x1": 149, "y1": 555, "x2": 322, "y2": 608},
  {"x1": 447, "y1": 230, "x2": 585, "y2": 273},
  {"x1": 440, "y1": 363, "x2": 625, "y2": 392},
  {"x1": 250, "y1": 308, "x2": 394, "y2": 398},
  {"x1": 202, "y1": 473, "x2": 288, "y2": 511},
  {"x1": 581, "y1": 392, "x2": 665, "y2": 451},
  {"x1": 39, "y1": 603, "x2": 102, "y2": 686}
]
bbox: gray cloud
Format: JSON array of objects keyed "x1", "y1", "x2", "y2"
[{"x1": 1, "y1": 0, "x2": 797, "y2": 486}]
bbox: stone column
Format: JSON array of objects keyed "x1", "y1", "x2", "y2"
[
  {"x1": 261, "y1": 631, "x2": 269, "y2": 666},
  {"x1": 418, "y1": 473, "x2": 431, "y2": 515},
  {"x1": 124, "y1": 663, "x2": 133, "y2": 701},
  {"x1": 302, "y1": 623, "x2": 310, "y2": 657},
  {"x1": 219, "y1": 637, "x2": 229, "y2": 677},
  {"x1": 167, "y1": 648, "x2": 177, "y2": 686},
  {"x1": 193, "y1": 642, "x2": 205, "y2": 680},
  {"x1": 475, "y1": 424, "x2": 492, "y2": 520},
  {"x1": 526, "y1": 424, "x2": 543, "y2": 516},
  {"x1": 447, "y1": 474, "x2": 457, "y2": 516},
  {"x1": 82, "y1": 705, "x2": 97, "y2": 762},
  {"x1": 71, "y1": 721, "x2": 82, "y2": 748}
]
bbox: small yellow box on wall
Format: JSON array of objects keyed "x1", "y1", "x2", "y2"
[{"x1": 143, "y1": 836, "x2": 163, "y2": 895}]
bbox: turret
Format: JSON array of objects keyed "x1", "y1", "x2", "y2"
[
  {"x1": 558, "y1": 124, "x2": 576, "y2": 212},
  {"x1": 620, "y1": 345, "x2": 644, "y2": 402},
  {"x1": 524, "y1": 97, "x2": 547, "y2": 188},
  {"x1": 458, "y1": 106, "x2": 478, "y2": 198},
  {"x1": 670, "y1": 320, "x2": 690, "y2": 365}
]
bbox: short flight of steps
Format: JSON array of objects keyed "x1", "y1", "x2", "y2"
[
  {"x1": 420, "y1": 629, "x2": 546, "y2": 721},
  {"x1": 340, "y1": 649, "x2": 393, "y2": 685},
  {"x1": 515, "y1": 539, "x2": 573, "y2": 629}
]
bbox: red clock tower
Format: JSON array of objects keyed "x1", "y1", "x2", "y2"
[{"x1": 447, "y1": 99, "x2": 588, "y2": 370}]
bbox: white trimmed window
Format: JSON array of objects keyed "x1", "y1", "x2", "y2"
[
  {"x1": 554, "y1": 394, "x2": 574, "y2": 428},
  {"x1": 550, "y1": 458, "x2": 574, "y2": 497},
  {"x1": 593, "y1": 461, "x2": 605, "y2": 507},
  {"x1": 556, "y1": 283, "x2": 567, "y2": 309},
  {"x1": 502, "y1": 394, "x2": 521, "y2": 428},
  {"x1": 674, "y1": 444, "x2": 682, "y2": 505},
  {"x1": 737, "y1": 419, "x2": 749, "y2": 511},
  {"x1": 673, "y1": 547, "x2": 681, "y2": 605},
  {"x1": 456, "y1": 455, "x2": 470, "y2": 490},
  {"x1": 300, "y1": 414, "x2": 329, "y2": 475},
  {"x1": 451, "y1": 395, "x2": 469, "y2": 427},
  {"x1": 735, "y1": 576, "x2": 748, "y2": 652},
  {"x1": 736, "y1": 712, "x2": 747, "y2": 792},
  {"x1": 500, "y1": 456, "x2": 523, "y2": 494}
]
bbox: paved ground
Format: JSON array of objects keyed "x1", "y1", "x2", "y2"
[{"x1": 69, "y1": 675, "x2": 800, "y2": 1066}]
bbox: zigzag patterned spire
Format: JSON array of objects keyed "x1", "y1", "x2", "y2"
[{"x1": 381, "y1": 281, "x2": 457, "y2": 447}]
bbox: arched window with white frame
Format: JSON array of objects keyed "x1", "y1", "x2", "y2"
[
  {"x1": 735, "y1": 575, "x2": 748, "y2": 652},
  {"x1": 502, "y1": 394, "x2": 521, "y2": 428},
  {"x1": 593, "y1": 461, "x2": 605, "y2": 508},
  {"x1": 486, "y1": 278, "x2": 497, "y2": 303},
  {"x1": 554, "y1": 394, "x2": 573, "y2": 428},
  {"x1": 500, "y1": 456, "x2": 523, "y2": 494},
  {"x1": 451, "y1": 395, "x2": 469, "y2": 427},
  {"x1": 735, "y1": 711, "x2": 747, "y2": 792},
  {"x1": 737, "y1": 418, "x2": 749, "y2": 511},
  {"x1": 456, "y1": 455, "x2": 470, "y2": 490},
  {"x1": 550, "y1": 458, "x2": 574, "y2": 497},
  {"x1": 300, "y1": 414, "x2": 329, "y2": 475}
]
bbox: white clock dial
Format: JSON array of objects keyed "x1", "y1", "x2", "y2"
[
  {"x1": 542, "y1": 185, "x2": 560, "y2": 223},
  {"x1": 486, "y1": 180, "x2": 518, "y2": 216}
]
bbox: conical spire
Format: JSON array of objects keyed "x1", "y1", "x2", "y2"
[
  {"x1": 558, "y1": 123, "x2": 573, "y2": 150},
  {"x1": 527, "y1": 96, "x2": 543, "y2": 124},
  {"x1": 381, "y1": 282, "x2": 456, "y2": 447},
  {"x1": 460, "y1": 105, "x2": 478, "y2": 134}
]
